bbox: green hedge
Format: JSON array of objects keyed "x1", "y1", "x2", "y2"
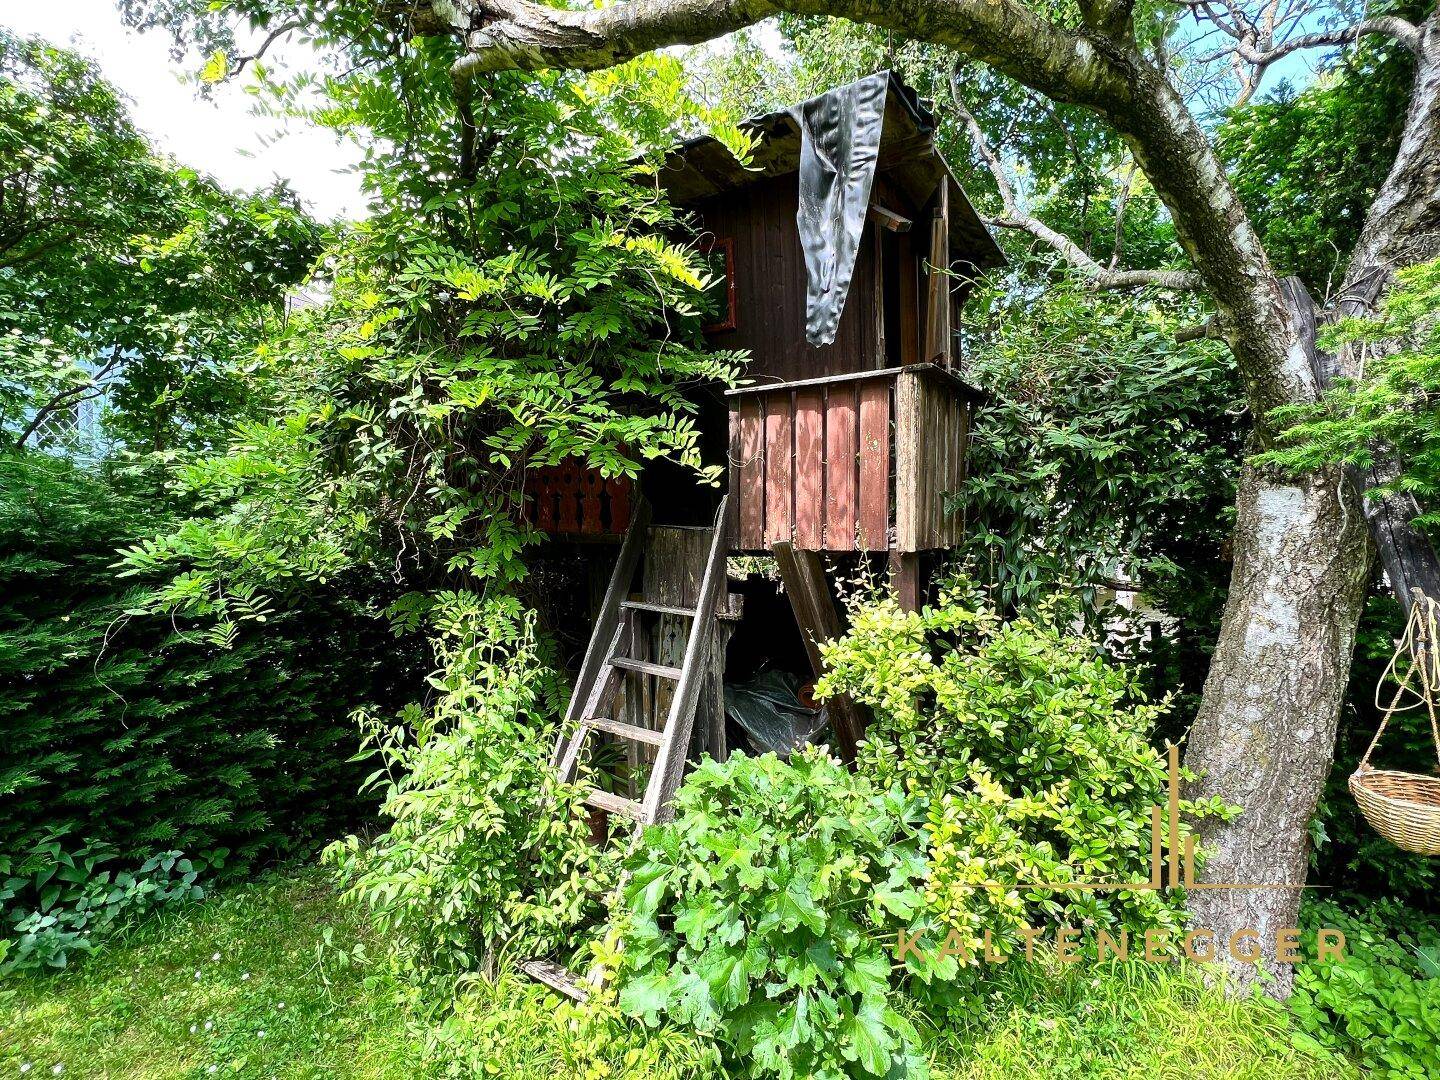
[{"x1": 0, "y1": 453, "x2": 415, "y2": 879}]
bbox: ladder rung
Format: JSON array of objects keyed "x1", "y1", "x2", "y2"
[
  {"x1": 519, "y1": 959, "x2": 590, "y2": 1002},
  {"x1": 585, "y1": 788, "x2": 649, "y2": 822},
  {"x1": 585, "y1": 716, "x2": 664, "y2": 746},
  {"x1": 610, "y1": 657, "x2": 683, "y2": 680},
  {"x1": 621, "y1": 600, "x2": 697, "y2": 618}
]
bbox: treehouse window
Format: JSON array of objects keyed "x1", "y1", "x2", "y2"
[{"x1": 701, "y1": 236, "x2": 737, "y2": 334}]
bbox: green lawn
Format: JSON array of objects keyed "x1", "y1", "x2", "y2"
[
  {"x1": 0, "y1": 869, "x2": 424, "y2": 1079},
  {"x1": 1, "y1": 868, "x2": 1358, "y2": 1079}
]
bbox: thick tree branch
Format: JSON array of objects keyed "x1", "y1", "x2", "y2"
[
  {"x1": 1237, "y1": 15, "x2": 1420, "y2": 64},
  {"x1": 952, "y1": 87, "x2": 1201, "y2": 291}
]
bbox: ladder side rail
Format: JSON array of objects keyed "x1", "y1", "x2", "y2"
[
  {"x1": 551, "y1": 499, "x2": 652, "y2": 767},
  {"x1": 643, "y1": 496, "x2": 730, "y2": 821}
]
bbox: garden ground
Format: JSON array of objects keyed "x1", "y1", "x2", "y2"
[{"x1": 0, "y1": 866, "x2": 1358, "y2": 1079}]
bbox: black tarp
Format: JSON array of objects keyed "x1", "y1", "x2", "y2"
[{"x1": 792, "y1": 72, "x2": 889, "y2": 347}]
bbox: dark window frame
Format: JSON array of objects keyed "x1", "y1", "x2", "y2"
[{"x1": 701, "y1": 235, "x2": 738, "y2": 334}]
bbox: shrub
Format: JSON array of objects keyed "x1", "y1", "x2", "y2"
[
  {"x1": 0, "y1": 454, "x2": 413, "y2": 894},
  {"x1": 1289, "y1": 898, "x2": 1440, "y2": 1079},
  {"x1": 816, "y1": 586, "x2": 1226, "y2": 954},
  {"x1": 327, "y1": 593, "x2": 610, "y2": 973},
  {"x1": 0, "y1": 837, "x2": 207, "y2": 973},
  {"x1": 615, "y1": 749, "x2": 936, "y2": 1080}
]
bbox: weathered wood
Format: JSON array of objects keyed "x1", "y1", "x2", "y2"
[
  {"x1": 869, "y1": 204, "x2": 913, "y2": 232},
  {"x1": 794, "y1": 388, "x2": 824, "y2": 548},
  {"x1": 610, "y1": 656, "x2": 683, "y2": 680},
  {"x1": 890, "y1": 549, "x2": 922, "y2": 612},
  {"x1": 923, "y1": 181, "x2": 951, "y2": 365},
  {"x1": 857, "y1": 380, "x2": 890, "y2": 551},
  {"x1": 584, "y1": 715, "x2": 665, "y2": 746},
  {"x1": 824, "y1": 384, "x2": 859, "y2": 550},
  {"x1": 893, "y1": 368, "x2": 922, "y2": 551},
  {"x1": 519, "y1": 959, "x2": 589, "y2": 1003},
  {"x1": 553, "y1": 501, "x2": 651, "y2": 770},
  {"x1": 644, "y1": 499, "x2": 730, "y2": 821},
  {"x1": 737, "y1": 395, "x2": 765, "y2": 550},
  {"x1": 723, "y1": 362, "x2": 984, "y2": 399},
  {"x1": 770, "y1": 541, "x2": 867, "y2": 763},
  {"x1": 764, "y1": 398, "x2": 793, "y2": 545}
]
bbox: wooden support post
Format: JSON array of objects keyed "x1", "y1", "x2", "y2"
[
  {"x1": 890, "y1": 549, "x2": 922, "y2": 612},
  {"x1": 770, "y1": 541, "x2": 867, "y2": 763}
]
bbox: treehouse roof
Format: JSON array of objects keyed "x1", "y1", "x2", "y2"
[{"x1": 656, "y1": 71, "x2": 1005, "y2": 270}]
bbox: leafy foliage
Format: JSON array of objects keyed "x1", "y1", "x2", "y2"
[
  {"x1": 616, "y1": 749, "x2": 933, "y2": 1080},
  {"x1": 956, "y1": 275, "x2": 1242, "y2": 623},
  {"x1": 123, "y1": 56, "x2": 745, "y2": 637},
  {"x1": 816, "y1": 586, "x2": 1227, "y2": 951},
  {"x1": 1218, "y1": 34, "x2": 1416, "y2": 296},
  {"x1": 1262, "y1": 258, "x2": 1440, "y2": 527},
  {"x1": 326, "y1": 594, "x2": 611, "y2": 973},
  {"x1": 0, "y1": 29, "x2": 322, "y2": 454},
  {"x1": 0, "y1": 453, "x2": 414, "y2": 901},
  {"x1": 1289, "y1": 898, "x2": 1440, "y2": 1079},
  {"x1": 0, "y1": 839, "x2": 207, "y2": 974}
]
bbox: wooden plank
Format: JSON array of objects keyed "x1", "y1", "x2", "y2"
[
  {"x1": 872, "y1": 223, "x2": 886, "y2": 367},
  {"x1": 610, "y1": 657, "x2": 683, "y2": 680},
  {"x1": 584, "y1": 715, "x2": 665, "y2": 746},
  {"x1": 890, "y1": 550, "x2": 922, "y2": 612},
  {"x1": 770, "y1": 541, "x2": 867, "y2": 763},
  {"x1": 824, "y1": 385, "x2": 858, "y2": 551},
  {"x1": 793, "y1": 388, "x2": 824, "y2": 549},
  {"x1": 723, "y1": 362, "x2": 983, "y2": 399},
  {"x1": 621, "y1": 600, "x2": 696, "y2": 617},
  {"x1": 727, "y1": 402, "x2": 742, "y2": 544},
  {"x1": 924, "y1": 182, "x2": 951, "y2": 365},
  {"x1": 869, "y1": 204, "x2": 913, "y2": 232},
  {"x1": 520, "y1": 960, "x2": 589, "y2": 1003},
  {"x1": 894, "y1": 369, "x2": 921, "y2": 552},
  {"x1": 857, "y1": 381, "x2": 890, "y2": 551},
  {"x1": 737, "y1": 396, "x2": 765, "y2": 550},
  {"x1": 898, "y1": 229, "x2": 919, "y2": 365},
  {"x1": 585, "y1": 788, "x2": 647, "y2": 821},
  {"x1": 764, "y1": 394, "x2": 793, "y2": 545}
]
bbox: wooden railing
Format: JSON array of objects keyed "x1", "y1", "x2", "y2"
[
  {"x1": 524, "y1": 459, "x2": 634, "y2": 537},
  {"x1": 725, "y1": 363, "x2": 979, "y2": 554}
]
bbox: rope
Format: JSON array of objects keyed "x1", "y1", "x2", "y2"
[{"x1": 1358, "y1": 596, "x2": 1440, "y2": 773}]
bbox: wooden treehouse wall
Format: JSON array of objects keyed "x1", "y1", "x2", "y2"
[
  {"x1": 727, "y1": 365, "x2": 973, "y2": 554},
  {"x1": 694, "y1": 175, "x2": 879, "y2": 383}
]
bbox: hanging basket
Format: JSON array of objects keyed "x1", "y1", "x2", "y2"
[
  {"x1": 1349, "y1": 769, "x2": 1440, "y2": 856},
  {"x1": 1350, "y1": 597, "x2": 1440, "y2": 857}
]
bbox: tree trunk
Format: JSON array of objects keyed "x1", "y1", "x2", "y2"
[{"x1": 1185, "y1": 460, "x2": 1373, "y2": 995}]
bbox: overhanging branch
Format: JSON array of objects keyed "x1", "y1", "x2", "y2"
[{"x1": 951, "y1": 80, "x2": 1201, "y2": 293}]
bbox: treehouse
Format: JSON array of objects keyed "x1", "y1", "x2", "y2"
[{"x1": 526, "y1": 69, "x2": 1003, "y2": 834}]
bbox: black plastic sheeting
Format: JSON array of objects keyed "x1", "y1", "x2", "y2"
[
  {"x1": 793, "y1": 72, "x2": 890, "y2": 347},
  {"x1": 723, "y1": 670, "x2": 828, "y2": 756}
]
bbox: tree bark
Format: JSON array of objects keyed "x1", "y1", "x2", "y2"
[{"x1": 1186, "y1": 475, "x2": 1373, "y2": 995}]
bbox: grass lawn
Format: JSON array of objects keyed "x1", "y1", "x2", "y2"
[
  {"x1": 1, "y1": 867, "x2": 1359, "y2": 1079},
  {"x1": 0, "y1": 869, "x2": 424, "y2": 1079}
]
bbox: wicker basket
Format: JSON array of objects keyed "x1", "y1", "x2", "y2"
[
  {"x1": 1349, "y1": 598, "x2": 1440, "y2": 857},
  {"x1": 1349, "y1": 768, "x2": 1440, "y2": 856}
]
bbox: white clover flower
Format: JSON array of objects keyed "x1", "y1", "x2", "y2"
[
  {"x1": 51, "y1": 1068, "x2": 62, "y2": 1077},
  {"x1": 276, "y1": 1002, "x2": 285, "y2": 1009},
  {"x1": 190, "y1": 1025, "x2": 198, "y2": 1035},
  {"x1": 20, "y1": 1064, "x2": 32, "y2": 1074},
  {"x1": 257, "y1": 1031, "x2": 265, "y2": 1039},
  {"x1": 194, "y1": 971, "x2": 202, "y2": 980},
  {"x1": 241, "y1": 973, "x2": 250, "y2": 981},
  {"x1": 211, "y1": 953, "x2": 221, "y2": 962},
  {"x1": 204, "y1": 1021, "x2": 213, "y2": 1031},
  {"x1": 207, "y1": 1067, "x2": 217, "y2": 1075}
]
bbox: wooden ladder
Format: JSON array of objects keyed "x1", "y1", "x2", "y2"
[{"x1": 521, "y1": 496, "x2": 729, "y2": 1000}]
